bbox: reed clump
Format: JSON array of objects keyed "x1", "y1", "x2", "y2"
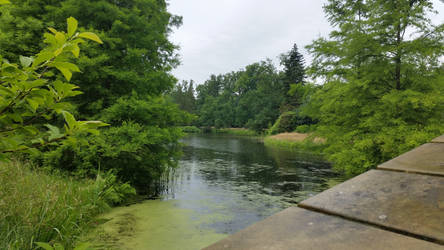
[{"x1": 0, "y1": 161, "x2": 125, "y2": 249}]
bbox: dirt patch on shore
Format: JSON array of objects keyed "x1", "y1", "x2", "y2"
[{"x1": 269, "y1": 132, "x2": 324, "y2": 143}]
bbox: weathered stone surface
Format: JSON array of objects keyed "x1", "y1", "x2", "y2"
[
  {"x1": 203, "y1": 207, "x2": 442, "y2": 250},
  {"x1": 378, "y1": 143, "x2": 444, "y2": 176},
  {"x1": 299, "y1": 170, "x2": 444, "y2": 244},
  {"x1": 432, "y1": 135, "x2": 444, "y2": 143}
]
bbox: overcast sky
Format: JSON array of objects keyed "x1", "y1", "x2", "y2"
[{"x1": 168, "y1": 0, "x2": 444, "y2": 85}]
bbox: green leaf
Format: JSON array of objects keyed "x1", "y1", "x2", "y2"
[
  {"x1": 55, "y1": 32, "x2": 66, "y2": 45},
  {"x1": 19, "y1": 56, "x2": 33, "y2": 68},
  {"x1": 71, "y1": 45, "x2": 80, "y2": 58},
  {"x1": 33, "y1": 51, "x2": 54, "y2": 67},
  {"x1": 67, "y1": 17, "x2": 78, "y2": 37},
  {"x1": 53, "y1": 62, "x2": 80, "y2": 72},
  {"x1": 35, "y1": 242, "x2": 54, "y2": 250},
  {"x1": 62, "y1": 111, "x2": 76, "y2": 130},
  {"x1": 27, "y1": 99, "x2": 39, "y2": 112},
  {"x1": 78, "y1": 32, "x2": 103, "y2": 44},
  {"x1": 25, "y1": 79, "x2": 47, "y2": 89},
  {"x1": 47, "y1": 27, "x2": 57, "y2": 34},
  {"x1": 0, "y1": 0, "x2": 10, "y2": 4},
  {"x1": 55, "y1": 66, "x2": 72, "y2": 81},
  {"x1": 23, "y1": 126, "x2": 39, "y2": 135}
]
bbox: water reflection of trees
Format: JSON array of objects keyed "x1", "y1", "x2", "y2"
[{"x1": 164, "y1": 135, "x2": 344, "y2": 202}]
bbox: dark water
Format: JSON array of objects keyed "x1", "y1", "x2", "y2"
[{"x1": 162, "y1": 134, "x2": 343, "y2": 235}]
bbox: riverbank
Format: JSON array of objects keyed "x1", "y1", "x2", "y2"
[
  {"x1": 182, "y1": 126, "x2": 260, "y2": 136},
  {"x1": 0, "y1": 161, "x2": 131, "y2": 249},
  {"x1": 214, "y1": 128, "x2": 258, "y2": 136},
  {"x1": 263, "y1": 132, "x2": 325, "y2": 152}
]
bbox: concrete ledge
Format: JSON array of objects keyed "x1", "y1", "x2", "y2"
[
  {"x1": 203, "y1": 207, "x2": 442, "y2": 250},
  {"x1": 299, "y1": 170, "x2": 444, "y2": 244},
  {"x1": 432, "y1": 135, "x2": 444, "y2": 143},
  {"x1": 378, "y1": 143, "x2": 444, "y2": 176}
]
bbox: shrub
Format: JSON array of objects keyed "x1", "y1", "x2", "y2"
[
  {"x1": 180, "y1": 126, "x2": 201, "y2": 133},
  {"x1": 268, "y1": 110, "x2": 315, "y2": 135},
  {"x1": 39, "y1": 95, "x2": 188, "y2": 195}
]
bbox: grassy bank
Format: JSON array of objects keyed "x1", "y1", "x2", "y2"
[
  {"x1": 263, "y1": 132, "x2": 325, "y2": 152},
  {"x1": 212, "y1": 128, "x2": 259, "y2": 136},
  {"x1": 0, "y1": 161, "x2": 126, "y2": 249}
]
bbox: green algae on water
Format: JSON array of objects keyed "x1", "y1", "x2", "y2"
[{"x1": 88, "y1": 199, "x2": 227, "y2": 250}]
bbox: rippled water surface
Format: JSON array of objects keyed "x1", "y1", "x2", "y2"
[{"x1": 92, "y1": 134, "x2": 344, "y2": 249}]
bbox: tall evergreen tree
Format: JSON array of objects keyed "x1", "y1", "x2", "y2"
[{"x1": 280, "y1": 44, "x2": 305, "y2": 108}]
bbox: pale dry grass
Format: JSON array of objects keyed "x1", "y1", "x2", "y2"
[{"x1": 268, "y1": 132, "x2": 325, "y2": 143}]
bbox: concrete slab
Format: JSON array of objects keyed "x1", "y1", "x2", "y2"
[
  {"x1": 203, "y1": 207, "x2": 442, "y2": 250},
  {"x1": 299, "y1": 170, "x2": 444, "y2": 244},
  {"x1": 377, "y1": 143, "x2": 444, "y2": 176},
  {"x1": 432, "y1": 135, "x2": 444, "y2": 143}
]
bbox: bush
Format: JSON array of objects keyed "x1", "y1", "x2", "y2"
[
  {"x1": 0, "y1": 161, "x2": 134, "y2": 249},
  {"x1": 180, "y1": 126, "x2": 201, "y2": 133},
  {"x1": 294, "y1": 125, "x2": 311, "y2": 133},
  {"x1": 39, "y1": 95, "x2": 188, "y2": 195},
  {"x1": 268, "y1": 111, "x2": 315, "y2": 135}
]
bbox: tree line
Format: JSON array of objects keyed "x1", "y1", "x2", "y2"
[
  {"x1": 171, "y1": 44, "x2": 310, "y2": 133},
  {"x1": 172, "y1": 0, "x2": 444, "y2": 175}
]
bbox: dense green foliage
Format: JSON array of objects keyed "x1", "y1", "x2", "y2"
[
  {"x1": 0, "y1": 17, "x2": 106, "y2": 161},
  {"x1": 41, "y1": 95, "x2": 189, "y2": 194},
  {"x1": 196, "y1": 60, "x2": 285, "y2": 132},
  {"x1": 0, "y1": 0, "x2": 188, "y2": 194},
  {"x1": 0, "y1": 160, "x2": 134, "y2": 249},
  {"x1": 303, "y1": 0, "x2": 444, "y2": 174},
  {"x1": 0, "y1": 0, "x2": 182, "y2": 116}
]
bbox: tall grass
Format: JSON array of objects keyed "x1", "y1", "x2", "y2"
[
  {"x1": 263, "y1": 136, "x2": 325, "y2": 153},
  {"x1": 0, "y1": 161, "x2": 118, "y2": 249}
]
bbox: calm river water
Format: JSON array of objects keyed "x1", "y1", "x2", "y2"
[{"x1": 91, "y1": 134, "x2": 344, "y2": 249}]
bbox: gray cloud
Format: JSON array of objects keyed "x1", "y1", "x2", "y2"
[{"x1": 168, "y1": 0, "x2": 444, "y2": 85}]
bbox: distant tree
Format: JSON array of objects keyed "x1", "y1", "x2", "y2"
[
  {"x1": 195, "y1": 60, "x2": 284, "y2": 132},
  {"x1": 170, "y1": 80, "x2": 197, "y2": 114},
  {"x1": 279, "y1": 44, "x2": 305, "y2": 108}
]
